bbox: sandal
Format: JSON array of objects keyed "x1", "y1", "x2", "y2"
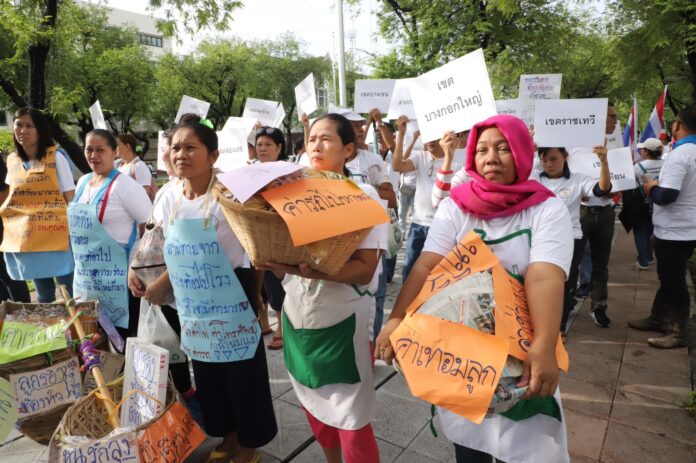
[
  {"x1": 267, "y1": 335, "x2": 283, "y2": 350},
  {"x1": 206, "y1": 449, "x2": 235, "y2": 463},
  {"x1": 232, "y1": 451, "x2": 260, "y2": 463},
  {"x1": 260, "y1": 327, "x2": 273, "y2": 335}
]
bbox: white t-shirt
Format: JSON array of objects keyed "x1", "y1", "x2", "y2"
[
  {"x1": 653, "y1": 142, "x2": 696, "y2": 241},
  {"x1": 118, "y1": 158, "x2": 153, "y2": 188},
  {"x1": 153, "y1": 180, "x2": 246, "y2": 268},
  {"x1": 411, "y1": 149, "x2": 465, "y2": 226},
  {"x1": 74, "y1": 173, "x2": 151, "y2": 245},
  {"x1": 534, "y1": 172, "x2": 597, "y2": 239},
  {"x1": 7, "y1": 150, "x2": 75, "y2": 193},
  {"x1": 346, "y1": 149, "x2": 392, "y2": 188},
  {"x1": 634, "y1": 158, "x2": 663, "y2": 184},
  {"x1": 423, "y1": 196, "x2": 573, "y2": 279}
]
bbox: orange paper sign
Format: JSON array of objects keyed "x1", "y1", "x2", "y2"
[
  {"x1": 391, "y1": 313, "x2": 509, "y2": 424},
  {"x1": 261, "y1": 178, "x2": 389, "y2": 246},
  {"x1": 138, "y1": 402, "x2": 206, "y2": 463}
]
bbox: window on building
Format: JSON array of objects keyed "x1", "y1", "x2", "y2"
[
  {"x1": 138, "y1": 34, "x2": 163, "y2": 48},
  {"x1": 317, "y1": 88, "x2": 328, "y2": 109}
]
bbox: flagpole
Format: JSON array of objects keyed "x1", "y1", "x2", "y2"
[{"x1": 336, "y1": 0, "x2": 347, "y2": 107}]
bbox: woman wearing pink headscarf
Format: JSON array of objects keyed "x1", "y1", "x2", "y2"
[{"x1": 376, "y1": 115, "x2": 573, "y2": 463}]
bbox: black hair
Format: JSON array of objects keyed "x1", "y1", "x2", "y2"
[
  {"x1": 12, "y1": 107, "x2": 55, "y2": 162},
  {"x1": 676, "y1": 104, "x2": 696, "y2": 133},
  {"x1": 643, "y1": 147, "x2": 663, "y2": 159},
  {"x1": 86, "y1": 129, "x2": 118, "y2": 151},
  {"x1": 293, "y1": 138, "x2": 304, "y2": 155},
  {"x1": 537, "y1": 147, "x2": 569, "y2": 158},
  {"x1": 117, "y1": 133, "x2": 139, "y2": 157},
  {"x1": 309, "y1": 113, "x2": 356, "y2": 177},
  {"x1": 255, "y1": 126, "x2": 288, "y2": 161},
  {"x1": 169, "y1": 113, "x2": 218, "y2": 153}
]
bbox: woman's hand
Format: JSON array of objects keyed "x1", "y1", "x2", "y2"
[
  {"x1": 369, "y1": 108, "x2": 383, "y2": 125},
  {"x1": 517, "y1": 342, "x2": 560, "y2": 399},
  {"x1": 413, "y1": 130, "x2": 421, "y2": 141},
  {"x1": 128, "y1": 268, "x2": 146, "y2": 297},
  {"x1": 592, "y1": 138, "x2": 608, "y2": 163},
  {"x1": 439, "y1": 131, "x2": 458, "y2": 161},
  {"x1": 643, "y1": 177, "x2": 659, "y2": 195},
  {"x1": 396, "y1": 116, "x2": 409, "y2": 136},
  {"x1": 300, "y1": 113, "x2": 309, "y2": 129},
  {"x1": 144, "y1": 274, "x2": 172, "y2": 306},
  {"x1": 375, "y1": 318, "x2": 402, "y2": 364}
]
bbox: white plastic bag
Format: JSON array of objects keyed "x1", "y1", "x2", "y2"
[{"x1": 137, "y1": 298, "x2": 187, "y2": 364}]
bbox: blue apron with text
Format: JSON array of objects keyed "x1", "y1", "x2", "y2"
[
  {"x1": 68, "y1": 170, "x2": 135, "y2": 329},
  {"x1": 163, "y1": 213, "x2": 260, "y2": 363}
]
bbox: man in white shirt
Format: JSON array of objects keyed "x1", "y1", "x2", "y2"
[{"x1": 629, "y1": 105, "x2": 696, "y2": 348}]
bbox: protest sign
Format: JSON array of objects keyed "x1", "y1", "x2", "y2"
[
  {"x1": 406, "y1": 120, "x2": 423, "y2": 152},
  {"x1": 242, "y1": 98, "x2": 280, "y2": 126},
  {"x1": 217, "y1": 161, "x2": 303, "y2": 203},
  {"x1": 354, "y1": 79, "x2": 397, "y2": 113},
  {"x1": 295, "y1": 73, "x2": 318, "y2": 120},
  {"x1": 533, "y1": 98, "x2": 608, "y2": 148},
  {"x1": 386, "y1": 79, "x2": 417, "y2": 120},
  {"x1": 0, "y1": 321, "x2": 67, "y2": 364},
  {"x1": 138, "y1": 402, "x2": 206, "y2": 463},
  {"x1": 0, "y1": 378, "x2": 18, "y2": 442},
  {"x1": 120, "y1": 338, "x2": 169, "y2": 427},
  {"x1": 261, "y1": 178, "x2": 389, "y2": 246},
  {"x1": 272, "y1": 102, "x2": 286, "y2": 128},
  {"x1": 606, "y1": 121, "x2": 624, "y2": 150},
  {"x1": 221, "y1": 116, "x2": 256, "y2": 136},
  {"x1": 495, "y1": 99, "x2": 536, "y2": 127},
  {"x1": 174, "y1": 95, "x2": 210, "y2": 124},
  {"x1": 214, "y1": 130, "x2": 249, "y2": 173},
  {"x1": 156, "y1": 131, "x2": 169, "y2": 173},
  {"x1": 409, "y1": 49, "x2": 497, "y2": 143},
  {"x1": 89, "y1": 101, "x2": 107, "y2": 130},
  {"x1": 568, "y1": 147, "x2": 636, "y2": 192},
  {"x1": 518, "y1": 74, "x2": 562, "y2": 99},
  {"x1": 56, "y1": 429, "x2": 139, "y2": 463},
  {"x1": 10, "y1": 357, "x2": 81, "y2": 418}
]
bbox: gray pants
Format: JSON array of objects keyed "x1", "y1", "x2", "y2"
[{"x1": 580, "y1": 205, "x2": 615, "y2": 308}]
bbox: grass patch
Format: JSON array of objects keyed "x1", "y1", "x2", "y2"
[{"x1": 682, "y1": 391, "x2": 696, "y2": 420}]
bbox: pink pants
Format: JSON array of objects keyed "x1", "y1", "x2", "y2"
[{"x1": 305, "y1": 410, "x2": 380, "y2": 463}]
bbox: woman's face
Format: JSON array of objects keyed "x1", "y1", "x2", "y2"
[
  {"x1": 84, "y1": 135, "x2": 117, "y2": 175},
  {"x1": 540, "y1": 148, "x2": 566, "y2": 178},
  {"x1": 474, "y1": 127, "x2": 517, "y2": 185},
  {"x1": 116, "y1": 140, "x2": 133, "y2": 160},
  {"x1": 13, "y1": 115, "x2": 39, "y2": 154},
  {"x1": 255, "y1": 135, "x2": 281, "y2": 163},
  {"x1": 170, "y1": 128, "x2": 217, "y2": 179},
  {"x1": 307, "y1": 119, "x2": 353, "y2": 173}
]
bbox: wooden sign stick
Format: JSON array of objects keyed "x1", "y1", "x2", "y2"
[{"x1": 59, "y1": 285, "x2": 120, "y2": 428}]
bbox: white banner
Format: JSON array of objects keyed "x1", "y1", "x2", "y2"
[
  {"x1": 387, "y1": 79, "x2": 417, "y2": 120},
  {"x1": 495, "y1": 99, "x2": 536, "y2": 127},
  {"x1": 295, "y1": 73, "x2": 318, "y2": 120},
  {"x1": 242, "y1": 97, "x2": 280, "y2": 126},
  {"x1": 121, "y1": 338, "x2": 169, "y2": 427},
  {"x1": 518, "y1": 74, "x2": 562, "y2": 99},
  {"x1": 272, "y1": 102, "x2": 286, "y2": 128},
  {"x1": 89, "y1": 100, "x2": 107, "y2": 130},
  {"x1": 568, "y1": 147, "x2": 636, "y2": 192},
  {"x1": 221, "y1": 116, "x2": 257, "y2": 136},
  {"x1": 215, "y1": 129, "x2": 249, "y2": 172},
  {"x1": 354, "y1": 79, "x2": 397, "y2": 113},
  {"x1": 157, "y1": 130, "x2": 168, "y2": 173},
  {"x1": 533, "y1": 98, "x2": 608, "y2": 148},
  {"x1": 174, "y1": 95, "x2": 210, "y2": 123},
  {"x1": 410, "y1": 48, "x2": 497, "y2": 143}
]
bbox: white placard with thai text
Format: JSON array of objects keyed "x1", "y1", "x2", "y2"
[
  {"x1": 242, "y1": 98, "x2": 280, "y2": 126},
  {"x1": 387, "y1": 79, "x2": 417, "y2": 120},
  {"x1": 354, "y1": 79, "x2": 397, "y2": 113},
  {"x1": 568, "y1": 147, "x2": 636, "y2": 192},
  {"x1": 215, "y1": 129, "x2": 249, "y2": 172},
  {"x1": 221, "y1": 116, "x2": 257, "y2": 136},
  {"x1": 57, "y1": 429, "x2": 140, "y2": 463},
  {"x1": 272, "y1": 102, "x2": 286, "y2": 128},
  {"x1": 295, "y1": 73, "x2": 318, "y2": 120},
  {"x1": 518, "y1": 74, "x2": 562, "y2": 99},
  {"x1": 120, "y1": 338, "x2": 169, "y2": 427},
  {"x1": 533, "y1": 98, "x2": 608, "y2": 148},
  {"x1": 89, "y1": 100, "x2": 107, "y2": 130},
  {"x1": 410, "y1": 48, "x2": 497, "y2": 143},
  {"x1": 495, "y1": 99, "x2": 536, "y2": 127},
  {"x1": 175, "y1": 95, "x2": 210, "y2": 124},
  {"x1": 10, "y1": 357, "x2": 82, "y2": 418},
  {"x1": 217, "y1": 160, "x2": 303, "y2": 203}
]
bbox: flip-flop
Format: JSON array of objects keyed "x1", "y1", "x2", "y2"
[
  {"x1": 267, "y1": 335, "x2": 283, "y2": 350},
  {"x1": 232, "y1": 451, "x2": 260, "y2": 463},
  {"x1": 206, "y1": 449, "x2": 235, "y2": 463}
]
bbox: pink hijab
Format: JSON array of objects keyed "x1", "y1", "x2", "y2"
[{"x1": 450, "y1": 115, "x2": 554, "y2": 219}]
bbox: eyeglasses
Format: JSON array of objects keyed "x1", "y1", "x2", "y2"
[{"x1": 256, "y1": 127, "x2": 282, "y2": 137}]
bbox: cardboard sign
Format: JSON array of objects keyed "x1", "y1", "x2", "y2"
[
  {"x1": 261, "y1": 178, "x2": 389, "y2": 246},
  {"x1": 568, "y1": 147, "x2": 637, "y2": 193},
  {"x1": 518, "y1": 74, "x2": 562, "y2": 100},
  {"x1": 496, "y1": 99, "x2": 536, "y2": 127},
  {"x1": 354, "y1": 79, "x2": 397, "y2": 114},
  {"x1": 174, "y1": 95, "x2": 210, "y2": 124},
  {"x1": 120, "y1": 338, "x2": 169, "y2": 427},
  {"x1": 156, "y1": 130, "x2": 169, "y2": 174},
  {"x1": 89, "y1": 100, "x2": 107, "y2": 130},
  {"x1": 56, "y1": 429, "x2": 140, "y2": 463},
  {"x1": 242, "y1": 98, "x2": 280, "y2": 126},
  {"x1": 82, "y1": 351, "x2": 125, "y2": 393},
  {"x1": 0, "y1": 321, "x2": 67, "y2": 364},
  {"x1": 0, "y1": 378, "x2": 18, "y2": 442},
  {"x1": 387, "y1": 79, "x2": 417, "y2": 120},
  {"x1": 10, "y1": 357, "x2": 81, "y2": 417},
  {"x1": 221, "y1": 116, "x2": 256, "y2": 136},
  {"x1": 295, "y1": 73, "x2": 318, "y2": 120},
  {"x1": 410, "y1": 49, "x2": 497, "y2": 143},
  {"x1": 217, "y1": 161, "x2": 303, "y2": 203},
  {"x1": 138, "y1": 402, "x2": 206, "y2": 463},
  {"x1": 214, "y1": 130, "x2": 248, "y2": 173},
  {"x1": 533, "y1": 98, "x2": 608, "y2": 148},
  {"x1": 272, "y1": 102, "x2": 286, "y2": 128}
]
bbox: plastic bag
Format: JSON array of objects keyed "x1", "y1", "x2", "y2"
[{"x1": 136, "y1": 299, "x2": 186, "y2": 364}]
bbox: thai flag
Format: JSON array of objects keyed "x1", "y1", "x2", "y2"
[{"x1": 640, "y1": 85, "x2": 668, "y2": 142}]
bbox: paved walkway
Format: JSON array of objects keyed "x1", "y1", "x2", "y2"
[{"x1": 1, "y1": 228, "x2": 694, "y2": 462}]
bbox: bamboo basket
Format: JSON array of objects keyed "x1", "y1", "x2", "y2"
[{"x1": 215, "y1": 184, "x2": 371, "y2": 275}]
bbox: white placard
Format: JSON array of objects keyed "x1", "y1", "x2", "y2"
[
  {"x1": 387, "y1": 79, "x2": 417, "y2": 120},
  {"x1": 89, "y1": 100, "x2": 107, "y2": 130},
  {"x1": 58, "y1": 429, "x2": 140, "y2": 463},
  {"x1": 217, "y1": 161, "x2": 303, "y2": 204},
  {"x1": 568, "y1": 147, "x2": 636, "y2": 192},
  {"x1": 10, "y1": 357, "x2": 82, "y2": 418},
  {"x1": 406, "y1": 120, "x2": 424, "y2": 152},
  {"x1": 215, "y1": 129, "x2": 249, "y2": 172},
  {"x1": 272, "y1": 102, "x2": 286, "y2": 128},
  {"x1": 606, "y1": 121, "x2": 624, "y2": 149},
  {"x1": 295, "y1": 73, "x2": 318, "y2": 120},
  {"x1": 174, "y1": 95, "x2": 210, "y2": 124},
  {"x1": 242, "y1": 98, "x2": 280, "y2": 126},
  {"x1": 495, "y1": 99, "x2": 536, "y2": 127},
  {"x1": 518, "y1": 74, "x2": 563, "y2": 99},
  {"x1": 533, "y1": 98, "x2": 608, "y2": 148},
  {"x1": 410, "y1": 49, "x2": 497, "y2": 143},
  {"x1": 121, "y1": 338, "x2": 169, "y2": 427},
  {"x1": 221, "y1": 116, "x2": 256, "y2": 136},
  {"x1": 156, "y1": 130, "x2": 168, "y2": 173},
  {"x1": 354, "y1": 79, "x2": 397, "y2": 113}
]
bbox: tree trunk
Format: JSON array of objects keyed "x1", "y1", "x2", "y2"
[{"x1": 48, "y1": 117, "x2": 91, "y2": 173}]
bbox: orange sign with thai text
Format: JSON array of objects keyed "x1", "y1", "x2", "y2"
[{"x1": 138, "y1": 402, "x2": 206, "y2": 463}]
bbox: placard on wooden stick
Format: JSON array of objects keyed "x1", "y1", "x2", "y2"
[{"x1": 120, "y1": 338, "x2": 169, "y2": 427}]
